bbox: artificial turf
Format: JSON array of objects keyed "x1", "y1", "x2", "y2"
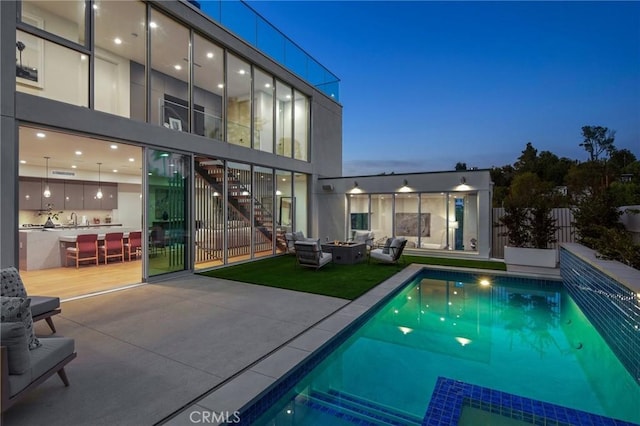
[{"x1": 198, "y1": 255, "x2": 506, "y2": 300}]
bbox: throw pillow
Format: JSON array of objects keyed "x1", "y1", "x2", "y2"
[
  {"x1": 1, "y1": 296, "x2": 41, "y2": 350},
  {"x1": 293, "y1": 231, "x2": 305, "y2": 241},
  {"x1": 382, "y1": 238, "x2": 393, "y2": 254},
  {"x1": 0, "y1": 322, "x2": 30, "y2": 374},
  {"x1": 1, "y1": 267, "x2": 28, "y2": 298}
]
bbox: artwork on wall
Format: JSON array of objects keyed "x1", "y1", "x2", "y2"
[
  {"x1": 395, "y1": 212, "x2": 431, "y2": 237},
  {"x1": 16, "y1": 13, "x2": 44, "y2": 89}
]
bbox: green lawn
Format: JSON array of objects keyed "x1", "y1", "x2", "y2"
[{"x1": 198, "y1": 255, "x2": 506, "y2": 300}]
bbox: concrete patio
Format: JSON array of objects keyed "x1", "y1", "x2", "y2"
[{"x1": 2, "y1": 274, "x2": 350, "y2": 425}]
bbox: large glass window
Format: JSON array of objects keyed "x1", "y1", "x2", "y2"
[
  {"x1": 293, "y1": 172, "x2": 308, "y2": 234},
  {"x1": 226, "y1": 162, "x2": 252, "y2": 263},
  {"x1": 194, "y1": 156, "x2": 225, "y2": 269},
  {"x1": 193, "y1": 33, "x2": 224, "y2": 140},
  {"x1": 294, "y1": 90, "x2": 309, "y2": 161},
  {"x1": 394, "y1": 193, "x2": 419, "y2": 249},
  {"x1": 93, "y1": 0, "x2": 146, "y2": 120},
  {"x1": 21, "y1": 1, "x2": 85, "y2": 45},
  {"x1": 148, "y1": 149, "x2": 189, "y2": 276},
  {"x1": 150, "y1": 9, "x2": 190, "y2": 131},
  {"x1": 370, "y1": 194, "x2": 393, "y2": 243},
  {"x1": 419, "y1": 193, "x2": 448, "y2": 249},
  {"x1": 226, "y1": 54, "x2": 252, "y2": 148},
  {"x1": 254, "y1": 68, "x2": 274, "y2": 153},
  {"x1": 253, "y1": 166, "x2": 274, "y2": 258},
  {"x1": 16, "y1": 30, "x2": 88, "y2": 107},
  {"x1": 348, "y1": 194, "x2": 369, "y2": 239},
  {"x1": 275, "y1": 80, "x2": 293, "y2": 157}
]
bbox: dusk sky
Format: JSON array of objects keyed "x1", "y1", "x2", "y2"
[{"x1": 243, "y1": 1, "x2": 639, "y2": 176}]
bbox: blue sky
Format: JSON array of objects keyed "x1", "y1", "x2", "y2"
[{"x1": 243, "y1": 1, "x2": 639, "y2": 176}]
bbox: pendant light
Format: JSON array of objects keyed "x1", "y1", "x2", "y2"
[
  {"x1": 96, "y1": 162, "x2": 103, "y2": 199},
  {"x1": 43, "y1": 156, "x2": 51, "y2": 198}
]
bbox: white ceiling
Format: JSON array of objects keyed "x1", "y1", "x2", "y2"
[{"x1": 19, "y1": 126, "x2": 143, "y2": 179}]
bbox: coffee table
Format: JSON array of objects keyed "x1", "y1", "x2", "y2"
[{"x1": 321, "y1": 242, "x2": 366, "y2": 265}]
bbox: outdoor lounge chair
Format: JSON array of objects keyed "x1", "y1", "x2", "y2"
[
  {"x1": 348, "y1": 230, "x2": 375, "y2": 253},
  {"x1": 294, "y1": 240, "x2": 333, "y2": 270},
  {"x1": 1, "y1": 267, "x2": 61, "y2": 334},
  {"x1": 369, "y1": 237, "x2": 407, "y2": 265},
  {"x1": 285, "y1": 231, "x2": 317, "y2": 254}
]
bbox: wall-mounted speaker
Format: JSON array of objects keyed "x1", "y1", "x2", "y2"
[{"x1": 321, "y1": 184, "x2": 334, "y2": 191}]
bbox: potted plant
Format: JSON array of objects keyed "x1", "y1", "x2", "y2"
[
  {"x1": 37, "y1": 203, "x2": 64, "y2": 229},
  {"x1": 498, "y1": 173, "x2": 559, "y2": 268}
]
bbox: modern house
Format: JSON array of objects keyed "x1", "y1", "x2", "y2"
[{"x1": 1, "y1": 0, "x2": 492, "y2": 298}]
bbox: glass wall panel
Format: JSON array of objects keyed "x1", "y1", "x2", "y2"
[
  {"x1": 16, "y1": 30, "x2": 88, "y2": 107},
  {"x1": 294, "y1": 90, "x2": 309, "y2": 161},
  {"x1": 254, "y1": 68, "x2": 274, "y2": 153},
  {"x1": 293, "y1": 173, "x2": 307, "y2": 235},
  {"x1": 193, "y1": 33, "x2": 224, "y2": 140},
  {"x1": 93, "y1": 0, "x2": 146, "y2": 120},
  {"x1": 150, "y1": 9, "x2": 190, "y2": 131},
  {"x1": 194, "y1": 156, "x2": 225, "y2": 269},
  {"x1": 226, "y1": 54, "x2": 251, "y2": 148},
  {"x1": 275, "y1": 80, "x2": 293, "y2": 157},
  {"x1": 462, "y1": 193, "x2": 479, "y2": 252},
  {"x1": 370, "y1": 194, "x2": 393, "y2": 243},
  {"x1": 21, "y1": 1, "x2": 85, "y2": 45},
  {"x1": 419, "y1": 193, "x2": 448, "y2": 250},
  {"x1": 253, "y1": 166, "x2": 274, "y2": 258},
  {"x1": 275, "y1": 170, "x2": 292, "y2": 253},
  {"x1": 394, "y1": 193, "x2": 419, "y2": 248},
  {"x1": 148, "y1": 149, "x2": 189, "y2": 276},
  {"x1": 348, "y1": 194, "x2": 369, "y2": 240},
  {"x1": 226, "y1": 162, "x2": 252, "y2": 263}
]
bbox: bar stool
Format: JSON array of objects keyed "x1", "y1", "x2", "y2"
[
  {"x1": 100, "y1": 232, "x2": 125, "y2": 264},
  {"x1": 66, "y1": 234, "x2": 99, "y2": 268}
]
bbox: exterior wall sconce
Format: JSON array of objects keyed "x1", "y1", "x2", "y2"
[
  {"x1": 460, "y1": 177, "x2": 466, "y2": 185},
  {"x1": 402, "y1": 179, "x2": 408, "y2": 187},
  {"x1": 354, "y1": 181, "x2": 359, "y2": 188},
  {"x1": 42, "y1": 156, "x2": 51, "y2": 198}
]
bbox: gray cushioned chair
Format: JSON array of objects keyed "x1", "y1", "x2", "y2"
[
  {"x1": 370, "y1": 237, "x2": 407, "y2": 265},
  {"x1": 1, "y1": 267, "x2": 61, "y2": 333},
  {"x1": 294, "y1": 240, "x2": 333, "y2": 270}
]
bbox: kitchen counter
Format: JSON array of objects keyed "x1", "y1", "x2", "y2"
[
  {"x1": 19, "y1": 226, "x2": 137, "y2": 270},
  {"x1": 20, "y1": 223, "x2": 123, "y2": 230}
]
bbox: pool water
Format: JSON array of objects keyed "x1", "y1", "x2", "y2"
[{"x1": 252, "y1": 270, "x2": 640, "y2": 425}]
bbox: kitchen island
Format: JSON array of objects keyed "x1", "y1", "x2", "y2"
[{"x1": 18, "y1": 225, "x2": 138, "y2": 270}]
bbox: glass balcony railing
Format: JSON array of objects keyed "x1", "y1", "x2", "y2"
[{"x1": 189, "y1": 0, "x2": 340, "y2": 102}]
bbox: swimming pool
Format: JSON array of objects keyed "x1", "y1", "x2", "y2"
[{"x1": 245, "y1": 269, "x2": 640, "y2": 425}]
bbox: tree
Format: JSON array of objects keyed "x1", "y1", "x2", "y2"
[
  {"x1": 514, "y1": 142, "x2": 538, "y2": 174},
  {"x1": 455, "y1": 162, "x2": 467, "y2": 171},
  {"x1": 580, "y1": 126, "x2": 616, "y2": 161}
]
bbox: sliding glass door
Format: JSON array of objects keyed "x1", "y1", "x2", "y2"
[{"x1": 147, "y1": 149, "x2": 190, "y2": 276}]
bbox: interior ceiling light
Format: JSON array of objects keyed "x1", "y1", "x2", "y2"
[
  {"x1": 36, "y1": 132, "x2": 45, "y2": 138},
  {"x1": 75, "y1": 151, "x2": 82, "y2": 156},
  {"x1": 20, "y1": 160, "x2": 26, "y2": 164},
  {"x1": 114, "y1": 37, "x2": 122, "y2": 45},
  {"x1": 217, "y1": 83, "x2": 224, "y2": 89},
  {"x1": 174, "y1": 64, "x2": 182, "y2": 70},
  {"x1": 149, "y1": 21, "x2": 158, "y2": 29},
  {"x1": 96, "y1": 162, "x2": 103, "y2": 200},
  {"x1": 129, "y1": 158, "x2": 135, "y2": 162},
  {"x1": 110, "y1": 144, "x2": 118, "y2": 149},
  {"x1": 43, "y1": 156, "x2": 51, "y2": 198},
  {"x1": 206, "y1": 52, "x2": 214, "y2": 58}
]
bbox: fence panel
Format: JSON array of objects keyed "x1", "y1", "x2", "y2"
[{"x1": 492, "y1": 208, "x2": 575, "y2": 259}]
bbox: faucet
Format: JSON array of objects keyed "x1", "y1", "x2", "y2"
[{"x1": 70, "y1": 212, "x2": 78, "y2": 228}]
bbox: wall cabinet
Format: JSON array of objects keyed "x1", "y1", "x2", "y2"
[
  {"x1": 20, "y1": 178, "x2": 118, "y2": 210},
  {"x1": 19, "y1": 179, "x2": 43, "y2": 210},
  {"x1": 64, "y1": 182, "x2": 84, "y2": 210}
]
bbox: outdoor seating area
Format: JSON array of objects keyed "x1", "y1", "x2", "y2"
[
  {"x1": 0, "y1": 267, "x2": 75, "y2": 414},
  {"x1": 370, "y1": 237, "x2": 408, "y2": 265}
]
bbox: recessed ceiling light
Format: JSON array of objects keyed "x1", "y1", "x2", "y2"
[
  {"x1": 206, "y1": 52, "x2": 214, "y2": 59},
  {"x1": 286, "y1": 95, "x2": 291, "y2": 99},
  {"x1": 110, "y1": 144, "x2": 118, "y2": 149},
  {"x1": 114, "y1": 37, "x2": 122, "y2": 45},
  {"x1": 112, "y1": 169, "x2": 118, "y2": 173},
  {"x1": 71, "y1": 165, "x2": 77, "y2": 169},
  {"x1": 238, "y1": 69, "x2": 246, "y2": 75},
  {"x1": 217, "y1": 83, "x2": 224, "y2": 89},
  {"x1": 36, "y1": 132, "x2": 45, "y2": 138},
  {"x1": 174, "y1": 64, "x2": 182, "y2": 70},
  {"x1": 149, "y1": 21, "x2": 158, "y2": 29},
  {"x1": 265, "y1": 83, "x2": 271, "y2": 88},
  {"x1": 128, "y1": 158, "x2": 135, "y2": 162},
  {"x1": 80, "y1": 54, "x2": 87, "y2": 61},
  {"x1": 75, "y1": 151, "x2": 82, "y2": 155},
  {"x1": 20, "y1": 160, "x2": 26, "y2": 164}
]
